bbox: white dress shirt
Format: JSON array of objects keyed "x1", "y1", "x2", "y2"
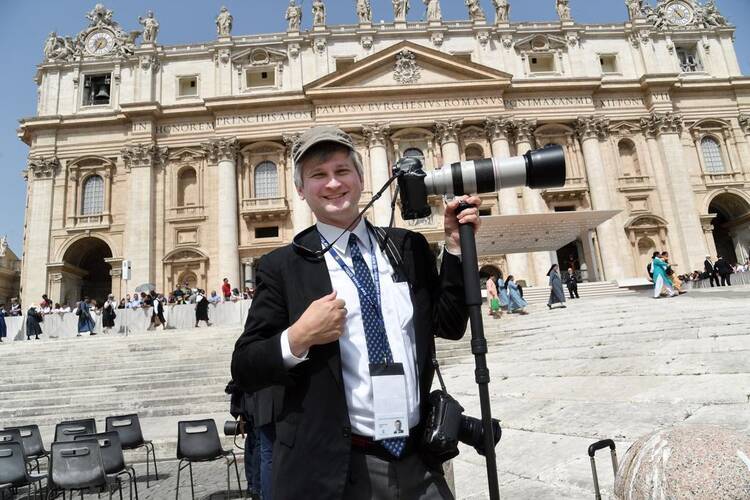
[{"x1": 280, "y1": 219, "x2": 420, "y2": 437}]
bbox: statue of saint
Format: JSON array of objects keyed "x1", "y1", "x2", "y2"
[
  {"x1": 492, "y1": 0, "x2": 510, "y2": 23},
  {"x1": 44, "y1": 32, "x2": 61, "y2": 60},
  {"x1": 0, "y1": 236, "x2": 7, "y2": 258},
  {"x1": 356, "y1": 0, "x2": 372, "y2": 24},
  {"x1": 556, "y1": 0, "x2": 571, "y2": 21},
  {"x1": 286, "y1": 0, "x2": 302, "y2": 30},
  {"x1": 625, "y1": 0, "x2": 642, "y2": 20},
  {"x1": 138, "y1": 10, "x2": 159, "y2": 43},
  {"x1": 423, "y1": 0, "x2": 441, "y2": 22},
  {"x1": 312, "y1": 0, "x2": 326, "y2": 26},
  {"x1": 465, "y1": 0, "x2": 486, "y2": 22},
  {"x1": 216, "y1": 6, "x2": 233, "y2": 37},
  {"x1": 392, "y1": 0, "x2": 409, "y2": 22},
  {"x1": 702, "y1": 0, "x2": 727, "y2": 27}
]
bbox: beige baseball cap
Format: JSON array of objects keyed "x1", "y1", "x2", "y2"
[{"x1": 292, "y1": 125, "x2": 355, "y2": 165}]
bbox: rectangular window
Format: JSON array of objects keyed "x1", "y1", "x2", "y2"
[
  {"x1": 676, "y1": 46, "x2": 702, "y2": 72},
  {"x1": 246, "y1": 68, "x2": 275, "y2": 88},
  {"x1": 599, "y1": 54, "x2": 618, "y2": 74},
  {"x1": 335, "y1": 57, "x2": 356, "y2": 72},
  {"x1": 178, "y1": 76, "x2": 198, "y2": 97},
  {"x1": 478, "y1": 208, "x2": 492, "y2": 217},
  {"x1": 554, "y1": 206, "x2": 576, "y2": 212},
  {"x1": 255, "y1": 226, "x2": 279, "y2": 239},
  {"x1": 529, "y1": 54, "x2": 555, "y2": 73},
  {"x1": 82, "y1": 74, "x2": 111, "y2": 106}
]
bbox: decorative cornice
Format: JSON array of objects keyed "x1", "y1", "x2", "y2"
[
  {"x1": 121, "y1": 143, "x2": 168, "y2": 170},
  {"x1": 575, "y1": 116, "x2": 610, "y2": 141},
  {"x1": 484, "y1": 117, "x2": 513, "y2": 141},
  {"x1": 512, "y1": 119, "x2": 537, "y2": 144},
  {"x1": 362, "y1": 123, "x2": 391, "y2": 147},
  {"x1": 434, "y1": 119, "x2": 463, "y2": 145},
  {"x1": 202, "y1": 137, "x2": 239, "y2": 163},
  {"x1": 27, "y1": 156, "x2": 60, "y2": 180},
  {"x1": 640, "y1": 112, "x2": 683, "y2": 138}
]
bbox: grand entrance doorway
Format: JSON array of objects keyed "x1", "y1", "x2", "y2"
[
  {"x1": 708, "y1": 193, "x2": 750, "y2": 264},
  {"x1": 60, "y1": 237, "x2": 113, "y2": 305}
]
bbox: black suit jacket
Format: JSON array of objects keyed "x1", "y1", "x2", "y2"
[
  {"x1": 714, "y1": 258, "x2": 732, "y2": 275},
  {"x1": 704, "y1": 259, "x2": 716, "y2": 274},
  {"x1": 231, "y1": 224, "x2": 468, "y2": 499}
]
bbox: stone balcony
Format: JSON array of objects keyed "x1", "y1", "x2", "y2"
[
  {"x1": 617, "y1": 175, "x2": 655, "y2": 192},
  {"x1": 702, "y1": 171, "x2": 745, "y2": 187},
  {"x1": 166, "y1": 205, "x2": 206, "y2": 222},
  {"x1": 240, "y1": 196, "x2": 289, "y2": 222},
  {"x1": 541, "y1": 176, "x2": 589, "y2": 203},
  {"x1": 66, "y1": 213, "x2": 112, "y2": 232}
]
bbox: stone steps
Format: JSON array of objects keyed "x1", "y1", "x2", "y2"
[{"x1": 518, "y1": 281, "x2": 636, "y2": 304}]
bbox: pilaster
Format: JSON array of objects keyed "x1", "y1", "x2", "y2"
[{"x1": 434, "y1": 119, "x2": 463, "y2": 164}]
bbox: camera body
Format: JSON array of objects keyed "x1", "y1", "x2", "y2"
[{"x1": 422, "y1": 390, "x2": 502, "y2": 461}]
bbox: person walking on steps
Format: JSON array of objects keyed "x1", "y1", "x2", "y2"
[
  {"x1": 76, "y1": 297, "x2": 96, "y2": 336},
  {"x1": 547, "y1": 264, "x2": 567, "y2": 309},
  {"x1": 564, "y1": 267, "x2": 579, "y2": 299}
]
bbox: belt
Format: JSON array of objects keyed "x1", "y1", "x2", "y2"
[{"x1": 351, "y1": 428, "x2": 421, "y2": 462}]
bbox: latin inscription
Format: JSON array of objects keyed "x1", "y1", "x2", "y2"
[
  {"x1": 216, "y1": 110, "x2": 313, "y2": 127},
  {"x1": 315, "y1": 96, "x2": 505, "y2": 115}
]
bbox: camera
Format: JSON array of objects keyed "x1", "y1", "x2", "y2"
[
  {"x1": 422, "y1": 390, "x2": 502, "y2": 462},
  {"x1": 394, "y1": 144, "x2": 566, "y2": 220}
]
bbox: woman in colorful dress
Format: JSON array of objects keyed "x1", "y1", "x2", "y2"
[{"x1": 504, "y1": 275, "x2": 529, "y2": 314}]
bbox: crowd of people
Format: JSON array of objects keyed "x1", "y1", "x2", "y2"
[{"x1": 676, "y1": 254, "x2": 749, "y2": 286}]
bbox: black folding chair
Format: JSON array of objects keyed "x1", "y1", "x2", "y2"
[
  {"x1": 105, "y1": 414, "x2": 158, "y2": 487},
  {"x1": 54, "y1": 419, "x2": 97, "y2": 443},
  {"x1": 0, "y1": 441, "x2": 47, "y2": 500},
  {"x1": 0, "y1": 482, "x2": 12, "y2": 500},
  {"x1": 74, "y1": 432, "x2": 138, "y2": 500},
  {"x1": 175, "y1": 419, "x2": 242, "y2": 500},
  {"x1": 48, "y1": 440, "x2": 123, "y2": 500},
  {"x1": 5, "y1": 425, "x2": 49, "y2": 472}
]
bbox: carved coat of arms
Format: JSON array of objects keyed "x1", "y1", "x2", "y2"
[{"x1": 393, "y1": 49, "x2": 421, "y2": 85}]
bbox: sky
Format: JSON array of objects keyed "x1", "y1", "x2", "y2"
[{"x1": 0, "y1": 0, "x2": 748, "y2": 255}]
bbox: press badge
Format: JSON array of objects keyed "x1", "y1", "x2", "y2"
[{"x1": 370, "y1": 363, "x2": 409, "y2": 441}]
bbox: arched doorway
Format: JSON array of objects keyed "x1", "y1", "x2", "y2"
[
  {"x1": 61, "y1": 237, "x2": 113, "y2": 305},
  {"x1": 708, "y1": 193, "x2": 750, "y2": 264},
  {"x1": 479, "y1": 264, "x2": 503, "y2": 288}
]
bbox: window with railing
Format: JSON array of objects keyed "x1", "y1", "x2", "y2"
[
  {"x1": 701, "y1": 137, "x2": 726, "y2": 173},
  {"x1": 254, "y1": 161, "x2": 279, "y2": 198},
  {"x1": 676, "y1": 46, "x2": 702, "y2": 72},
  {"x1": 81, "y1": 175, "x2": 104, "y2": 215}
]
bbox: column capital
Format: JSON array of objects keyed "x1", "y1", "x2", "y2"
[
  {"x1": 121, "y1": 143, "x2": 168, "y2": 170},
  {"x1": 484, "y1": 117, "x2": 513, "y2": 141},
  {"x1": 362, "y1": 123, "x2": 391, "y2": 147},
  {"x1": 639, "y1": 112, "x2": 683, "y2": 138},
  {"x1": 202, "y1": 137, "x2": 239, "y2": 163},
  {"x1": 512, "y1": 118, "x2": 537, "y2": 144},
  {"x1": 434, "y1": 119, "x2": 463, "y2": 146},
  {"x1": 575, "y1": 116, "x2": 610, "y2": 141},
  {"x1": 281, "y1": 132, "x2": 302, "y2": 156},
  {"x1": 700, "y1": 213, "x2": 717, "y2": 233},
  {"x1": 738, "y1": 114, "x2": 750, "y2": 135},
  {"x1": 27, "y1": 156, "x2": 60, "y2": 180}
]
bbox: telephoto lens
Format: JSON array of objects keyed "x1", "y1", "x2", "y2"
[{"x1": 458, "y1": 415, "x2": 502, "y2": 457}]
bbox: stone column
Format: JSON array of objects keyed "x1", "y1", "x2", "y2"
[
  {"x1": 575, "y1": 117, "x2": 627, "y2": 281},
  {"x1": 283, "y1": 133, "x2": 313, "y2": 233},
  {"x1": 122, "y1": 144, "x2": 167, "y2": 288},
  {"x1": 21, "y1": 157, "x2": 59, "y2": 307},
  {"x1": 514, "y1": 119, "x2": 553, "y2": 286},
  {"x1": 737, "y1": 114, "x2": 750, "y2": 177},
  {"x1": 362, "y1": 123, "x2": 393, "y2": 226},
  {"x1": 643, "y1": 112, "x2": 708, "y2": 271},
  {"x1": 203, "y1": 137, "x2": 241, "y2": 289},
  {"x1": 700, "y1": 214, "x2": 719, "y2": 259},
  {"x1": 485, "y1": 117, "x2": 530, "y2": 281},
  {"x1": 434, "y1": 119, "x2": 463, "y2": 165}
]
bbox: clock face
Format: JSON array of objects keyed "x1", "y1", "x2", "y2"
[
  {"x1": 85, "y1": 30, "x2": 115, "y2": 56},
  {"x1": 665, "y1": 1, "x2": 694, "y2": 26}
]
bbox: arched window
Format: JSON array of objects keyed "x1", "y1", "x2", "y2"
[
  {"x1": 254, "y1": 161, "x2": 278, "y2": 198},
  {"x1": 701, "y1": 137, "x2": 725, "y2": 173},
  {"x1": 177, "y1": 167, "x2": 198, "y2": 206},
  {"x1": 464, "y1": 144, "x2": 484, "y2": 161},
  {"x1": 81, "y1": 175, "x2": 104, "y2": 215},
  {"x1": 403, "y1": 148, "x2": 426, "y2": 167},
  {"x1": 618, "y1": 139, "x2": 641, "y2": 176}
]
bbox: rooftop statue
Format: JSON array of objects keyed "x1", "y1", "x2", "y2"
[
  {"x1": 492, "y1": 0, "x2": 510, "y2": 23},
  {"x1": 393, "y1": 0, "x2": 409, "y2": 22},
  {"x1": 138, "y1": 10, "x2": 159, "y2": 43},
  {"x1": 216, "y1": 6, "x2": 233, "y2": 37},
  {"x1": 286, "y1": 0, "x2": 302, "y2": 31},
  {"x1": 312, "y1": 0, "x2": 326, "y2": 26},
  {"x1": 424, "y1": 0, "x2": 442, "y2": 22},
  {"x1": 556, "y1": 0, "x2": 572, "y2": 21},
  {"x1": 466, "y1": 0, "x2": 486, "y2": 22},
  {"x1": 356, "y1": 0, "x2": 372, "y2": 24},
  {"x1": 625, "y1": 0, "x2": 644, "y2": 20},
  {"x1": 86, "y1": 3, "x2": 116, "y2": 28}
]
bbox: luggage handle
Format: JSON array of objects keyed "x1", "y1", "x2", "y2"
[{"x1": 588, "y1": 439, "x2": 618, "y2": 500}]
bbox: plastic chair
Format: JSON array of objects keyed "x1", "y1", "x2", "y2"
[
  {"x1": 0, "y1": 430, "x2": 23, "y2": 446},
  {"x1": 0, "y1": 441, "x2": 47, "y2": 500},
  {"x1": 74, "y1": 432, "x2": 139, "y2": 500},
  {"x1": 175, "y1": 419, "x2": 242, "y2": 500},
  {"x1": 105, "y1": 414, "x2": 158, "y2": 487},
  {"x1": 0, "y1": 482, "x2": 12, "y2": 500},
  {"x1": 54, "y1": 418, "x2": 97, "y2": 443},
  {"x1": 4, "y1": 425, "x2": 49, "y2": 472},
  {"x1": 48, "y1": 440, "x2": 122, "y2": 500}
]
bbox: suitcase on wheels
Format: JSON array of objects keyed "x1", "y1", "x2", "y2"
[{"x1": 588, "y1": 439, "x2": 618, "y2": 500}]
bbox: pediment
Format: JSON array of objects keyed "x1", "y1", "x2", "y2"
[
  {"x1": 231, "y1": 47, "x2": 287, "y2": 67},
  {"x1": 305, "y1": 41, "x2": 511, "y2": 97},
  {"x1": 515, "y1": 34, "x2": 567, "y2": 52}
]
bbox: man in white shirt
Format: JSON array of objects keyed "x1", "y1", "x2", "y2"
[{"x1": 232, "y1": 125, "x2": 480, "y2": 499}]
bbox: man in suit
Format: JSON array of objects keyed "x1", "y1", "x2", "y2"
[
  {"x1": 714, "y1": 255, "x2": 732, "y2": 286},
  {"x1": 704, "y1": 254, "x2": 720, "y2": 287},
  {"x1": 563, "y1": 267, "x2": 579, "y2": 299},
  {"x1": 232, "y1": 125, "x2": 480, "y2": 499}
]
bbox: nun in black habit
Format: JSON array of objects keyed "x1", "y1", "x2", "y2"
[{"x1": 547, "y1": 264, "x2": 567, "y2": 310}]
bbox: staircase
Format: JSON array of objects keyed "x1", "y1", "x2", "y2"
[{"x1": 518, "y1": 280, "x2": 635, "y2": 304}]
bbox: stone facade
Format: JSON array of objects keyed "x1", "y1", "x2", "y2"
[{"x1": 18, "y1": 1, "x2": 750, "y2": 306}]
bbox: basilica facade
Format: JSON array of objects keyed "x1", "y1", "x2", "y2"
[{"x1": 18, "y1": 1, "x2": 750, "y2": 306}]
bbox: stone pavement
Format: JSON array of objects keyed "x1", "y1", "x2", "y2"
[{"x1": 5, "y1": 286, "x2": 750, "y2": 499}]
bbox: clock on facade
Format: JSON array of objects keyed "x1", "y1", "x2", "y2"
[
  {"x1": 664, "y1": 1, "x2": 694, "y2": 26},
  {"x1": 85, "y1": 30, "x2": 116, "y2": 56}
]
